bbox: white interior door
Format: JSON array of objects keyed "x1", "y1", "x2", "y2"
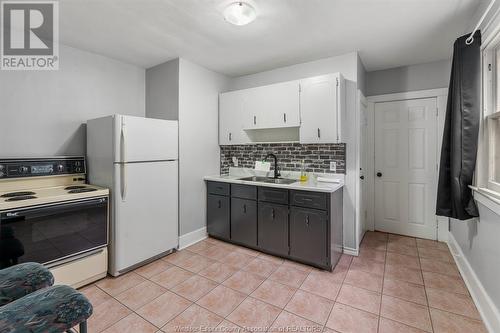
[
  {"x1": 374, "y1": 98, "x2": 438, "y2": 239},
  {"x1": 111, "y1": 161, "x2": 178, "y2": 275}
]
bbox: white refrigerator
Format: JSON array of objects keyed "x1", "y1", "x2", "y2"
[{"x1": 87, "y1": 114, "x2": 178, "y2": 276}]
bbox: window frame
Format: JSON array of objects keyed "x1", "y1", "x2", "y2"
[{"x1": 481, "y1": 36, "x2": 500, "y2": 195}]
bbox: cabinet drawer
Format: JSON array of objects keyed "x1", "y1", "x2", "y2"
[
  {"x1": 258, "y1": 187, "x2": 288, "y2": 205},
  {"x1": 231, "y1": 184, "x2": 257, "y2": 200},
  {"x1": 290, "y1": 190, "x2": 327, "y2": 210},
  {"x1": 207, "y1": 181, "x2": 230, "y2": 196}
]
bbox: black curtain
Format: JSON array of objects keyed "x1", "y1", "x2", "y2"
[{"x1": 436, "y1": 31, "x2": 481, "y2": 220}]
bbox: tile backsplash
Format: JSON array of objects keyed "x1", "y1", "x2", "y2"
[{"x1": 220, "y1": 143, "x2": 346, "y2": 175}]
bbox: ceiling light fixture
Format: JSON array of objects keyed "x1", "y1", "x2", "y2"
[{"x1": 223, "y1": 2, "x2": 257, "y2": 26}]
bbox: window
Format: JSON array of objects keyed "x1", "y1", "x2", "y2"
[
  {"x1": 487, "y1": 112, "x2": 500, "y2": 192},
  {"x1": 481, "y1": 41, "x2": 500, "y2": 195}
]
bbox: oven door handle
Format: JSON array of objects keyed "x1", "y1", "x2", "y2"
[{"x1": 2, "y1": 198, "x2": 107, "y2": 218}]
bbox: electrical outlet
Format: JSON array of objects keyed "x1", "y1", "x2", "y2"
[
  {"x1": 330, "y1": 161, "x2": 337, "y2": 173},
  {"x1": 232, "y1": 156, "x2": 239, "y2": 167}
]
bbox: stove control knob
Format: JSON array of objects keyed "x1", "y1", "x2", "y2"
[
  {"x1": 0, "y1": 171, "x2": 4, "y2": 178},
  {"x1": 57, "y1": 164, "x2": 64, "y2": 172},
  {"x1": 0, "y1": 165, "x2": 4, "y2": 171},
  {"x1": 19, "y1": 166, "x2": 28, "y2": 173}
]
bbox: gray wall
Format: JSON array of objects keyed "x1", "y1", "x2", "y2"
[
  {"x1": 178, "y1": 59, "x2": 230, "y2": 236},
  {"x1": 146, "y1": 59, "x2": 179, "y2": 120},
  {"x1": 145, "y1": 58, "x2": 230, "y2": 237},
  {"x1": 0, "y1": 44, "x2": 145, "y2": 156},
  {"x1": 450, "y1": 204, "x2": 500, "y2": 313},
  {"x1": 366, "y1": 59, "x2": 451, "y2": 96}
]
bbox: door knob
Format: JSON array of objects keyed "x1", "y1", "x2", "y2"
[
  {"x1": 360, "y1": 175, "x2": 365, "y2": 180},
  {"x1": 377, "y1": 172, "x2": 382, "y2": 177}
]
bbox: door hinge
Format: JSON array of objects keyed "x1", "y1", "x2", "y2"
[
  {"x1": 299, "y1": 84, "x2": 302, "y2": 92},
  {"x1": 489, "y1": 63, "x2": 492, "y2": 71},
  {"x1": 336, "y1": 78, "x2": 339, "y2": 87},
  {"x1": 436, "y1": 108, "x2": 439, "y2": 117}
]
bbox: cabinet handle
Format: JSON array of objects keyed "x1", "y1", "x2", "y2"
[
  {"x1": 271, "y1": 208, "x2": 275, "y2": 219},
  {"x1": 283, "y1": 113, "x2": 286, "y2": 123},
  {"x1": 306, "y1": 215, "x2": 310, "y2": 226},
  {"x1": 218, "y1": 200, "x2": 221, "y2": 209},
  {"x1": 254, "y1": 115, "x2": 256, "y2": 125},
  {"x1": 229, "y1": 132, "x2": 232, "y2": 141},
  {"x1": 317, "y1": 128, "x2": 321, "y2": 138},
  {"x1": 243, "y1": 204, "x2": 247, "y2": 213}
]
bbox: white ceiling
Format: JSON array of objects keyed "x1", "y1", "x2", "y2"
[{"x1": 59, "y1": 0, "x2": 481, "y2": 76}]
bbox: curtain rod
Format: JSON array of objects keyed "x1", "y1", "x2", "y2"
[{"x1": 467, "y1": 0, "x2": 497, "y2": 45}]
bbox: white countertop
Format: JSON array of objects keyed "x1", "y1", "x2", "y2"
[{"x1": 204, "y1": 168, "x2": 344, "y2": 193}]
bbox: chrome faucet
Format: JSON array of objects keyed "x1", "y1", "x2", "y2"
[{"x1": 264, "y1": 153, "x2": 281, "y2": 179}]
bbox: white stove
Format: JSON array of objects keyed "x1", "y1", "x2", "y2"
[{"x1": 0, "y1": 157, "x2": 109, "y2": 287}]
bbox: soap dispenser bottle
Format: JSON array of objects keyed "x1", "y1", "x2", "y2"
[{"x1": 300, "y1": 160, "x2": 308, "y2": 182}]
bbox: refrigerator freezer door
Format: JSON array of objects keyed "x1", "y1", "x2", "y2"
[
  {"x1": 114, "y1": 115, "x2": 178, "y2": 163},
  {"x1": 110, "y1": 160, "x2": 178, "y2": 275}
]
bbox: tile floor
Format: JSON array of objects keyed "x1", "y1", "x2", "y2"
[{"x1": 79, "y1": 232, "x2": 488, "y2": 333}]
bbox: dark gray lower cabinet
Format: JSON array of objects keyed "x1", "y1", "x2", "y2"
[
  {"x1": 231, "y1": 198, "x2": 257, "y2": 247},
  {"x1": 207, "y1": 194, "x2": 230, "y2": 240},
  {"x1": 258, "y1": 203, "x2": 289, "y2": 256},
  {"x1": 206, "y1": 180, "x2": 343, "y2": 270},
  {"x1": 289, "y1": 207, "x2": 328, "y2": 266}
]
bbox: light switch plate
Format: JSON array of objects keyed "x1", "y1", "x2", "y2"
[{"x1": 330, "y1": 162, "x2": 337, "y2": 172}]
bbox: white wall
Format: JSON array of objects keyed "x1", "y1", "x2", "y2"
[
  {"x1": 146, "y1": 59, "x2": 179, "y2": 120},
  {"x1": 228, "y1": 52, "x2": 359, "y2": 91},
  {"x1": 178, "y1": 59, "x2": 230, "y2": 236},
  {"x1": 0, "y1": 44, "x2": 145, "y2": 156},
  {"x1": 366, "y1": 59, "x2": 451, "y2": 96}
]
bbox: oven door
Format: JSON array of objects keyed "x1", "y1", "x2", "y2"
[{"x1": 0, "y1": 197, "x2": 108, "y2": 269}]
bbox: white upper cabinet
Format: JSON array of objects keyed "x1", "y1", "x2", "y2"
[
  {"x1": 299, "y1": 73, "x2": 344, "y2": 144},
  {"x1": 218, "y1": 73, "x2": 344, "y2": 145},
  {"x1": 243, "y1": 81, "x2": 300, "y2": 130},
  {"x1": 219, "y1": 90, "x2": 247, "y2": 145}
]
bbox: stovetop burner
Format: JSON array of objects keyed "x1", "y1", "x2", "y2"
[
  {"x1": 64, "y1": 185, "x2": 87, "y2": 190},
  {"x1": 1, "y1": 191, "x2": 36, "y2": 198},
  {"x1": 68, "y1": 188, "x2": 97, "y2": 194},
  {"x1": 5, "y1": 195, "x2": 37, "y2": 201}
]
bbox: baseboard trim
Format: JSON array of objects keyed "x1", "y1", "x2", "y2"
[
  {"x1": 179, "y1": 227, "x2": 207, "y2": 250},
  {"x1": 343, "y1": 246, "x2": 359, "y2": 256},
  {"x1": 447, "y1": 232, "x2": 500, "y2": 333}
]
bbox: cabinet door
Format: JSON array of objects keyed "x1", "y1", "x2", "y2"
[
  {"x1": 258, "y1": 203, "x2": 289, "y2": 256},
  {"x1": 207, "y1": 194, "x2": 230, "y2": 240},
  {"x1": 219, "y1": 91, "x2": 246, "y2": 145},
  {"x1": 299, "y1": 74, "x2": 339, "y2": 143},
  {"x1": 243, "y1": 81, "x2": 300, "y2": 129},
  {"x1": 231, "y1": 198, "x2": 257, "y2": 247},
  {"x1": 289, "y1": 207, "x2": 328, "y2": 265}
]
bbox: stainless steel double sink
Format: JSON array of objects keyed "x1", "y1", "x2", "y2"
[{"x1": 238, "y1": 176, "x2": 297, "y2": 185}]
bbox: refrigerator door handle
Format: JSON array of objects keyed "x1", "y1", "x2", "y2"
[{"x1": 121, "y1": 120, "x2": 128, "y2": 201}]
